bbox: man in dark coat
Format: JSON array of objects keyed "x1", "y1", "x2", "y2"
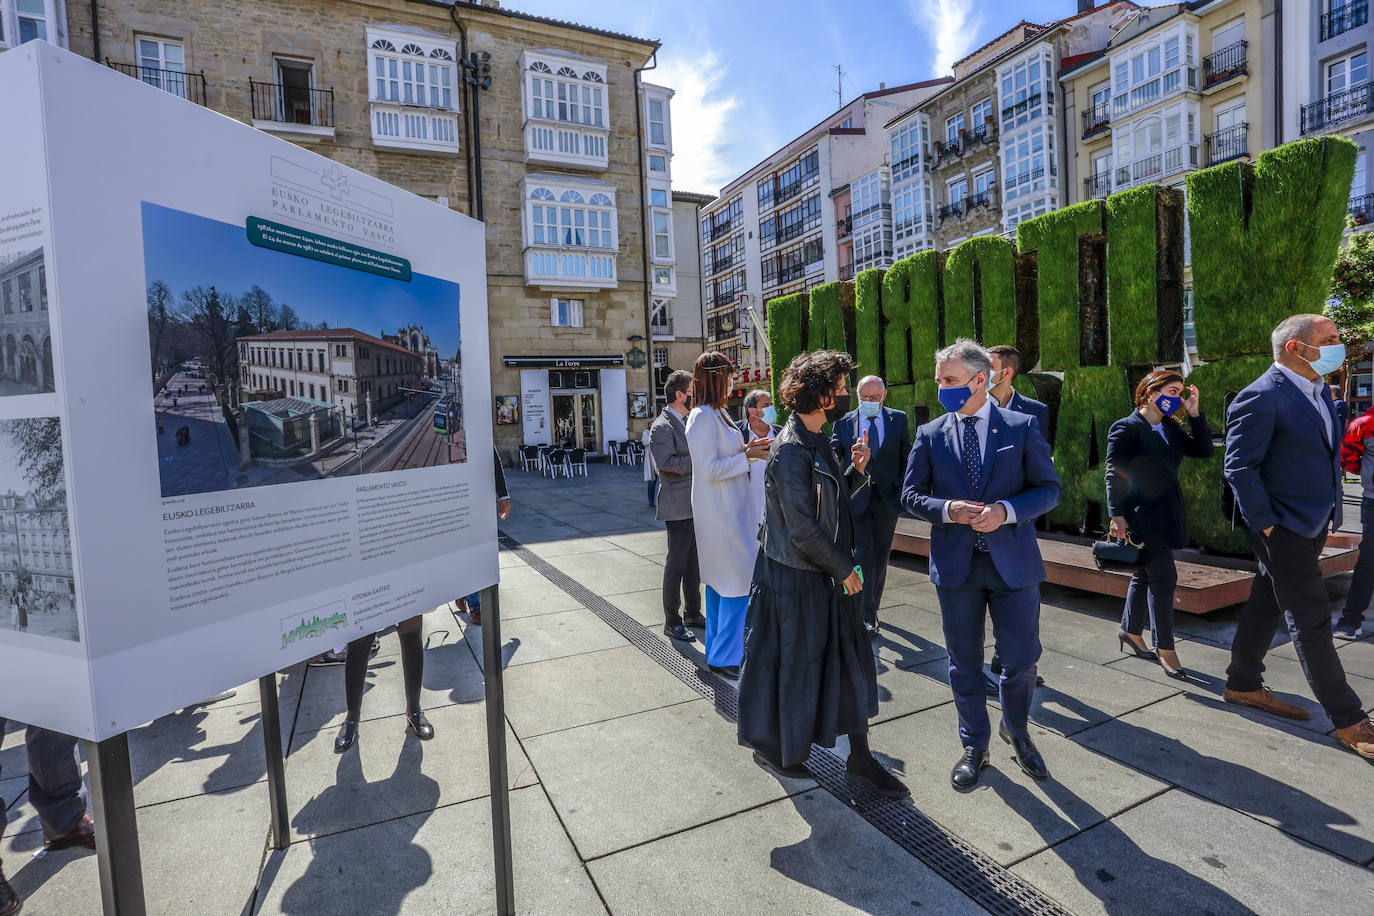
[{"x1": 649, "y1": 371, "x2": 702, "y2": 642}]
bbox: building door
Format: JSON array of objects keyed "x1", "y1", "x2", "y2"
[{"x1": 551, "y1": 392, "x2": 599, "y2": 451}]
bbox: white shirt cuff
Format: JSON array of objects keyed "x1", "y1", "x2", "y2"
[{"x1": 999, "y1": 500, "x2": 1017, "y2": 525}]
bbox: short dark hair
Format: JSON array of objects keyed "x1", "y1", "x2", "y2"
[
  {"x1": 743, "y1": 389, "x2": 772, "y2": 411},
  {"x1": 987, "y1": 345, "x2": 1022, "y2": 375},
  {"x1": 778, "y1": 350, "x2": 855, "y2": 415},
  {"x1": 664, "y1": 370, "x2": 692, "y2": 405},
  {"x1": 691, "y1": 351, "x2": 733, "y2": 410},
  {"x1": 1134, "y1": 369, "x2": 1186, "y2": 408}
]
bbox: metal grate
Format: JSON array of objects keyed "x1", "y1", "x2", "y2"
[{"x1": 500, "y1": 534, "x2": 1073, "y2": 916}]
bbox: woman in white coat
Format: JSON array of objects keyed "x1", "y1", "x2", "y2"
[{"x1": 685, "y1": 352, "x2": 772, "y2": 678}]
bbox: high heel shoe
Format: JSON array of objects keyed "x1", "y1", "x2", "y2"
[
  {"x1": 1117, "y1": 631, "x2": 1157, "y2": 661},
  {"x1": 334, "y1": 719, "x2": 359, "y2": 753},
  {"x1": 407, "y1": 711, "x2": 435, "y2": 740},
  {"x1": 1157, "y1": 649, "x2": 1188, "y2": 680}
]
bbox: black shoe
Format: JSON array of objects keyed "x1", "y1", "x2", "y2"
[
  {"x1": 864, "y1": 621, "x2": 881, "y2": 638},
  {"x1": 309, "y1": 649, "x2": 347, "y2": 666},
  {"x1": 753, "y1": 750, "x2": 810, "y2": 779},
  {"x1": 1036, "y1": 675, "x2": 1046, "y2": 687},
  {"x1": 999, "y1": 723, "x2": 1049, "y2": 780},
  {"x1": 846, "y1": 752, "x2": 909, "y2": 798},
  {"x1": 664, "y1": 623, "x2": 696, "y2": 642},
  {"x1": 407, "y1": 711, "x2": 435, "y2": 740},
  {"x1": 950, "y1": 747, "x2": 989, "y2": 789},
  {"x1": 1117, "y1": 631, "x2": 1158, "y2": 661},
  {"x1": 983, "y1": 669, "x2": 1000, "y2": 697},
  {"x1": 334, "y1": 719, "x2": 359, "y2": 753},
  {"x1": 709, "y1": 664, "x2": 740, "y2": 680},
  {"x1": 683, "y1": 613, "x2": 706, "y2": 629},
  {"x1": 0, "y1": 865, "x2": 19, "y2": 916}
]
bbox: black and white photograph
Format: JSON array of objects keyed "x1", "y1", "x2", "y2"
[{"x1": 0, "y1": 246, "x2": 55, "y2": 396}]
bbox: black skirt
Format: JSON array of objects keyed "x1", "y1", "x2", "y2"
[{"x1": 736, "y1": 553, "x2": 878, "y2": 767}]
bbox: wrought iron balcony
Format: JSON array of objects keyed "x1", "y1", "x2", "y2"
[
  {"x1": 777, "y1": 261, "x2": 811, "y2": 285},
  {"x1": 1114, "y1": 144, "x2": 1199, "y2": 189},
  {"x1": 709, "y1": 252, "x2": 735, "y2": 275},
  {"x1": 712, "y1": 290, "x2": 742, "y2": 310},
  {"x1": 1322, "y1": 0, "x2": 1369, "y2": 41},
  {"x1": 966, "y1": 189, "x2": 995, "y2": 211},
  {"x1": 1302, "y1": 84, "x2": 1374, "y2": 135},
  {"x1": 1351, "y1": 193, "x2": 1374, "y2": 226},
  {"x1": 938, "y1": 200, "x2": 964, "y2": 222},
  {"x1": 836, "y1": 215, "x2": 853, "y2": 238},
  {"x1": 838, "y1": 263, "x2": 855, "y2": 281},
  {"x1": 1083, "y1": 172, "x2": 1112, "y2": 200},
  {"x1": 1205, "y1": 123, "x2": 1248, "y2": 165},
  {"x1": 934, "y1": 139, "x2": 961, "y2": 167},
  {"x1": 965, "y1": 123, "x2": 996, "y2": 147},
  {"x1": 709, "y1": 219, "x2": 737, "y2": 241},
  {"x1": 1081, "y1": 100, "x2": 1111, "y2": 139},
  {"x1": 251, "y1": 80, "x2": 335, "y2": 130},
  {"x1": 104, "y1": 60, "x2": 207, "y2": 105},
  {"x1": 1203, "y1": 40, "x2": 1247, "y2": 89}
]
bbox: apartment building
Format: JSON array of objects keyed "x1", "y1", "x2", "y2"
[
  {"x1": 699, "y1": 80, "x2": 950, "y2": 390},
  {"x1": 649, "y1": 190, "x2": 713, "y2": 411}
]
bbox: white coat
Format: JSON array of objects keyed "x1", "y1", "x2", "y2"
[
  {"x1": 685, "y1": 405, "x2": 760, "y2": 598},
  {"x1": 641, "y1": 427, "x2": 656, "y2": 481}
]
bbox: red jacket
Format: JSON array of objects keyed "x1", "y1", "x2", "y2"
[{"x1": 1342, "y1": 406, "x2": 1374, "y2": 474}]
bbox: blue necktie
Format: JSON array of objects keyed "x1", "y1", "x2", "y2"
[
  {"x1": 962, "y1": 416, "x2": 987, "y2": 551},
  {"x1": 866, "y1": 417, "x2": 879, "y2": 451}
]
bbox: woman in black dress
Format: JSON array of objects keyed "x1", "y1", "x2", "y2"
[
  {"x1": 737, "y1": 349, "x2": 908, "y2": 798},
  {"x1": 334, "y1": 616, "x2": 432, "y2": 752},
  {"x1": 1105, "y1": 370, "x2": 1213, "y2": 679}
]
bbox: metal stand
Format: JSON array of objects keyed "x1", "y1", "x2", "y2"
[
  {"x1": 258, "y1": 674, "x2": 291, "y2": 850},
  {"x1": 481, "y1": 584, "x2": 515, "y2": 915},
  {"x1": 85, "y1": 734, "x2": 146, "y2": 916}
]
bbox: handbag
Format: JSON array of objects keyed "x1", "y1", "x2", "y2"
[{"x1": 1092, "y1": 532, "x2": 1143, "y2": 571}]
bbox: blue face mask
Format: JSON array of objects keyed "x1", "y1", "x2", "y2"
[
  {"x1": 858, "y1": 399, "x2": 881, "y2": 419},
  {"x1": 937, "y1": 384, "x2": 973, "y2": 413},
  {"x1": 1297, "y1": 341, "x2": 1346, "y2": 376},
  {"x1": 1154, "y1": 394, "x2": 1182, "y2": 416},
  {"x1": 759, "y1": 405, "x2": 777, "y2": 426}
]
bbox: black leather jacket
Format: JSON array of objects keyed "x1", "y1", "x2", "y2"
[{"x1": 761, "y1": 414, "x2": 869, "y2": 581}]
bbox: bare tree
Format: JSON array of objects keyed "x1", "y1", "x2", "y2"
[
  {"x1": 147, "y1": 280, "x2": 174, "y2": 382},
  {"x1": 277, "y1": 303, "x2": 300, "y2": 331},
  {"x1": 178, "y1": 285, "x2": 236, "y2": 384},
  {"x1": 242, "y1": 285, "x2": 276, "y2": 333}
]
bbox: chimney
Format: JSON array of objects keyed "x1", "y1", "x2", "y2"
[
  {"x1": 1078, "y1": 0, "x2": 1094, "y2": 11},
  {"x1": 879, "y1": 81, "x2": 886, "y2": 90}
]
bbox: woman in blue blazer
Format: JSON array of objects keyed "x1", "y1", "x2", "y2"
[{"x1": 1105, "y1": 370, "x2": 1213, "y2": 678}]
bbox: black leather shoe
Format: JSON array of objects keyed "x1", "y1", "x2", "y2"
[
  {"x1": 334, "y1": 719, "x2": 359, "y2": 753},
  {"x1": 664, "y1": 623, "x2": 696, "y2": 642},
  {"x1": 999, "y1": 723, "x2": 1049, "y2": 780},
  {"x1": 0, "y1": 865, "x2": 20, "y2": 916},
  {"x1": 407, "y1": 711, "x2": 435, "y2": 741},
  {"x1": 983, "y1": 669, "x2": 1000, "y2": 697},
  {"x1": 753, "y1": 750, "x2": 810, "y2": 779},
  {"x1": 683, "y1": 613, "x2": 706, "y2": 629},
  {"x1": 950, "y1": 747, "x2": 989, "y2": 789},
  {"x1": 847, "y1": 753, "x2": 910, "y2": 798},
  {"x1": 864, "y1": 621, "x2": 881, "y2": 638},
  {"x1": 709, "y1": 664, "x2": 740, "y2": 680}
]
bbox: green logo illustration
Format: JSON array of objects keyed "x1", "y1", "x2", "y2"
[{"x1": 281, "y1": 610, "x2": 348, "y2": 649}]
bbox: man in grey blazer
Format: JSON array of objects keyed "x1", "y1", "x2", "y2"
[{"x1": 649, "y1": 370, "x2": 702, "y2": 642}]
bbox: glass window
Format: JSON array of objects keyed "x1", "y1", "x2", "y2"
[
  {"x1": 370, "y1": 36, "x2": 455, "y2": 109},
  {"x1": 650, "y1": 188, "x2": 668, "y2": 207},
  {"x1": 648, "y1": 98, "x2": 666, "y2": 145},
  {"x1": 655, "y1": 267, "x2": 672, "y2": 286},
  {"x1": 649, "y1": 155, "x2": 667, "y2": 173},
  {"x1": 551, "y1": 298, "x2": 584, "y2": 327},
  {"x1": 946, "y1": 113, "x2": 965, "y2": 142},
  {"x1": 653, "y1": 212, "x2": 671, "y2": 259},
  {"x1": 136, "y1": 36, "x2": 187, "y2": 97},
  {"x1": 947, "y1": 178, "x2": 968, "y2": 203},
  {"x1": 970, "y1": 98, "x2": 992, "y2": 129},
  {"x1": 1356, "y1": 151, "x2": 1368, "y2": 197},
  {"x1": 17, "y1": 0, "x2": 48, "y2": 43}
]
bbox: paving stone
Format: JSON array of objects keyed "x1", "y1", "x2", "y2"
[
  {"x1": 508, "y1": 531, "x2": 617, "y2": 556},
  {"x1": 596, "y1": 530, "x2": 672, "y2": 557},
  {"x1": 606, "y1": 586, "x2": 710, "y2": 630},
  {"x1": 524, "y1": 699, "x2": 814, "y2": 860},
  {"x1": 485, "y1": 579, "x2": 586, "y2": 619},
  {"x1": 464, "y1": 607, "x2": 629, "y2": 672},
  {"x1": 127, "y1": 702, "x2": 283, "y2": 807},
  {"x1": 865, "y1": 704, "x2": 1167, "y2": 867},
  {"x1": 871, "y1": 656, "x2": 955, "y2": 725},
  {"x1": 557, "y1": 551, "x2": 665, "y2": 595},
  {"x1": 1074, "y1": 694, "x2": 1374, "y2": 864},
  {"x1": 503, "y1": 645, "x2": 700, "y2": 738},
  {"x1": 285, "y1": 704, "x2": 536, "y2": 841},
  {"x1": 1020, "y1": 649, "x2": 1182, "y2": 737},
  {"x1": 589, "y1": 788, "x2": 985, "y2": 915},
  {"x1": 2, "y1": 783, "x2": 268, "y2": 916},
  {"x1": 254, "y1": 786, "x2": 601, "y2": 916},
  {"x1": 878, "y1": 581, "x2": 942, "y2": 612},
  {"x1": 870, "y1": 603, "x2": 951, "y2": 670},
  {"x1": 1012, "y1": 789, "x2": 1374, "y2": 916},
  {"x1": 1, "y1": 775, "x2": 24, "y2": 815}
]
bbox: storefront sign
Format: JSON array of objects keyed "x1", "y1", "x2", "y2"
[{"x1": 504, "y1": 355, "x2": 625, "y2": 368}]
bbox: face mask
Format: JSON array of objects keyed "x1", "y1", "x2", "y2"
[
  {"x1": 1295, "y1": 341, "x2": 1346, "y2": 376},
  {"x1": 824, "y1": 393, "x2": 851, "y2": 422},
  {"x1": 1154, "y1": 394, "x2": 1182, "y2": 416},
  {"x1": 858, "y1": 400, "x2": 881, "y2": 419},
  {"x1": 760, "y1": 405, "x2": 777, "y2": 426},
  {"x1": 989, "y1": 369, "x2": 1007, "y2": 391}
]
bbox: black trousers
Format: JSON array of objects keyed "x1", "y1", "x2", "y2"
[
  {"x1": 852, "y1": 500, "x2": 899, "y2": 626},
  {"x1": 663, "y1": 517, "x2": 701, "y2": 626},
  {"x1": 1226, "y1": 527, "x2": 1366, "y2": 729},
  {"x1": 1121, "y1": 543, "x2": 1179, "y2": 650}
]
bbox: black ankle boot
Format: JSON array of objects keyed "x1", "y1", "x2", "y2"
[
  {"x1": 334, "y1": 719, "x2": 359, "y2": 753},
  {"x1": 846, "y1": 752, "x2": 909, "y2": 799}
]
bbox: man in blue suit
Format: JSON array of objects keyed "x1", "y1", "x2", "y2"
[
  {"x1": 903, "y1": 339, "x2": 1061, "y2": 788},
  {"x1": 1224, "y1": 314, "x2": 1374, "y2": 759},
  {"x1": 832, "y1": 375, "x2": 911, "y2": 637}
]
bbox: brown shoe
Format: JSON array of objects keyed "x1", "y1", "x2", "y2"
[
  {"x1": 1336, "y1": 719, "x2": 1374, "y2": 760},
  {"x1": 1222, "y1": 687, "x2": 1310, "y2": 721},
  {"x1": 43, "y1": 812, "x2": 96, "y2": 852}
]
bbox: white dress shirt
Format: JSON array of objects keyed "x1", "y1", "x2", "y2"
[
  {"x1": 857, "y1": 406, "x2": 885, "y2": 448},
  {"x1": 1274, "y1": 362, "x2": 1333, "y2": 445},
  {"x1": 1150, "y1": 421, "x2": 1169, "y2": 443},
  {"x1": 940, "y1": 396, "x2": 1017, "y2": 525}
]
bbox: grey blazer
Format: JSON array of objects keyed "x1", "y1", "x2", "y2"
[{"x1": 649, "y1": 407, "x2": 693, "y2": 521}]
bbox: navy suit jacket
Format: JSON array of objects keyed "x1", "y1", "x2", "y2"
[
  {"x1": 1003, "y1": 389, "x2": 1049, "y2": 432},
  {"x1": 901, "y1": 404, "x2": 1061, "y2": 590},
  {"x1": 831, "y1": 406, "x2": 910, "y2": 516},
  {"x1": 1225, "y1": 365, "x2": 1342, "y2": 538}
]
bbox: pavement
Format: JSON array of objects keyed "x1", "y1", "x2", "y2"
[{"x1": 4, "y1": 464, "x2": 1374, "y2": 914}]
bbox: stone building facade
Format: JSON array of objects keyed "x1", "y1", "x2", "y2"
[
  {"x1": 61, "y1": 0, "x2": 666, "y2": 459},
  {"x1": 0, "y1": 248, "x2": 54, "y2": 394},
  {"x1": 0, "y1": 490, "x2": 74, "y2": 608}
]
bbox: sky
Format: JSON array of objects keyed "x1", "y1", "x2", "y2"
[
  {"x1": 511, "y1": 0, "x2": 1072, "y2": 194},
  {"x1": 141, "y1": 203, "x2": 462, "y2": 358}
]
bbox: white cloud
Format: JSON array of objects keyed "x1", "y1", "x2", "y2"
[
  {"x1": 650, "y1": 50, "x2": 741, "y2": 193},
  {"x1": 906, "y1": 0, "x2": 984, "y2": 76}
]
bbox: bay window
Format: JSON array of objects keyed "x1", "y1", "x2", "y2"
[{"x1": 366, "y1": 27, "x2": 460, "y2": 154}]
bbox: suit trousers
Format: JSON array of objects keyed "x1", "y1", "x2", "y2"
[
  {"x1": 1120, "y1": 544, "x2": 1180, "y2": 650},
  {"x1": 1226, "y1": 527, "x2": 1366, "y2": 729},
  {"x1": 936, "y1": 552, "x2": 1042, "y2": 749},
  {"x1": 852, "y1": 500, "x2": 900, "y2": 626},
  {"x1": 0, "y1": 719, "x2": 86, "y2": 837},
  {"x1": 662, "y1": 518, "x2": 701, "y2": 625}
]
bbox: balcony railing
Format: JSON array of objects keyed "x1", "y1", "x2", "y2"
[
  {"x1": 1302, "y1": 84, "x2": 1374, "y2": 135},
  {"x1": 1351, "y1": 192, "x2": 1374, "y2": 226},
  {"x1": 371, "y1": 100, "x2": 460, "y2": 154},
  {"x1": 524, "y1": 120, "x2": 609, "y2": 170},
  {"x1": 709, "y1": 219, "x2": 737, "y2": 241},
  {"x1": 105, "y1": 60, "x2": 206, "y2": 105},
  {"x1": 1081, "y1": 100, "x2": 1111, "y2": 138},
  {"x1": 836, "y1": 215, "x2": 853, "y2": 238},
  {"x1": 712, "y1": 290, "x2": 742, "y2": 310},
  {"x1": 1084, "y1": 172, "x2": 1112, "y2": 200},
  {"x1": 524, "y1": 247, "x2": 617, "y2": 290},
  {"x1": 708, "y1": 252, "x2": 735, "y2": 275},
  {"x1": 767, "y1": 218, "x2": 819, "y2": 249},
  {"x1": 250, "y1": 80, "x2": 335, "y2": 129},
  {"x1": 775, "y1": 174, "x2": 814, "y2": 206},
  {"x1": 934, "y1": 139, "x2": 961, "y2": 166},
  {"x1": 1322, "y1": 0, "x2": 1369, "y2": 41},
  {"x1": 838, "y1": 263, "x2": 855, "y2": 281},
  {"x1": 1205, "y1": 123, "x2": 1248, "y2": 165},
  {"x1": 1114, "y1": 144, "x2": 1199, "y2": 189},
  {"x1": 776, "y1": 258, "x2": 820, "y2": 285},
  {"x1": 965, "y1": 123, "x2": 996, "y2": 147},
  {"x1": 1000, "y1": 91, "x2": 1050, "y2": 123},
  {"x1": 966, "y1": 189, "x2": 995, "y2": 211},
  {"x1": 938, "y1": 200, "x2": 964, "y2": 222},
  {"x1": 1203, "y1": 40, "x2": 1247, "y2": 89}
]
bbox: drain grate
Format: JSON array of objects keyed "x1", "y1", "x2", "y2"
[{"x1": 501, "y1": 534, "x2": 1073, "y2": 916}]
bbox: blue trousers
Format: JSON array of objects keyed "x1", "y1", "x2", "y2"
[
  {"x1": 1121, "y1": 544, "x2": 1179, "y2": 650},
  {"x1": 704, "y1": 586, "x2": 747, "y2": 667},
  {"x1": 1340, "y1": 496, "x2": 1374, "y2": 627},
  {"x1": 935, "y1": 553, "x2": 1041, "y2": 749},
  {"x1": 0, "y1": 719, "x2": 86, "y2": 837}
]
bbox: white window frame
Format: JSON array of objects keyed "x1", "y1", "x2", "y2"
[
  {"x1": 1328, "y1": 50, "x2": 1370, "y2": 95},
  {"x1": 133, "y1": 34, "x2": 188, "y2": 98},
  {"x1": 945, "y1": 113, "x2": 965, "y2": 143},
  {"x1": 367, "y1": 28, "x2": 457, "y2": 110},
  {"x1": 550, "y1": 297, "x2": 585, "y2": 328},
  {"x1": 1211, "y1": 16, "x2": 1245, "y2": 53},
  {"x1": 645, "y1": 94, "x2": 671, "y2": 148},
  {"x1": 524, "y1": 51, "x2": 608, "y2": 129},
  {"x1": 1, "y1": 0, "x2": 63, "y2": 48},
  {"x1": 524, "y1": 177, "x2": 619, "y2": 252},
  {"x1": 970, "y1": 98, "x2": 993, "y2": 130},
  {"x1": 946, "y1": 176, "x2": 968, "y2": 204},
  {"x1": 651, "y1": 209, "x2": 673, "y2": 261}
]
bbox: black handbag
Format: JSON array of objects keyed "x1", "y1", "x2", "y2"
[{"x1": 1092, "y1": 533, "x2": 1143, "y2": 571}]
